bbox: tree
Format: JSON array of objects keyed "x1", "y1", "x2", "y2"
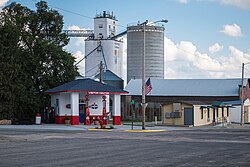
[{"x1": 0, "y1": 1, "x2": 78, "y2": 122}]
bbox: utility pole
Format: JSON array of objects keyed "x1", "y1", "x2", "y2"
[
  {"x1": 99, "y1": 61, "x2": 103, "y2": 82},
  {"x1": 141, "y1": 19, "x2": 168, "y2": 130},
  {"x1": 240, "y1": 62, "x2": 250, "y2": 125},
  {"x1": 241, "y1": 63, "x2": 245, "y2": 126},
  {"x1": 141, "y1": 22, "x2": 146, "y2": 130}
]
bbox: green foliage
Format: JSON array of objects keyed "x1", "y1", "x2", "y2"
[{"x1": 0, "y1": 1, "x2": 78, "y2": 122}]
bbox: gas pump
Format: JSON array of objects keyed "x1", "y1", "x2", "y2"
[
  {"x1": 85, "y1": 95, "x2": 91, "y2": 125},
  {"x1": 43, "y1": 107, "x2": 55, "y2": 123},
  {"x1": 102, "y1": 95, "x2": 107, "y2": 125}
]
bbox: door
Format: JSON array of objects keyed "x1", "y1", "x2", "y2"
[
  {"x1": 55, "y1": 99, "x2": 59, "y2": 116},
  {"x1": 213, "y1": 108, "x2": 216, "y2": 123},
  {"x1": 79, "y1": 103, "x2": 86, "y2": 123},
  {"x1": 184, "y1": 108, "x2": 193, "y2": 126}
]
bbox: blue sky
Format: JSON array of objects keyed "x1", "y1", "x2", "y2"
[{"x1": 1, "y1": 0, "x2": 250, "y2": 79}]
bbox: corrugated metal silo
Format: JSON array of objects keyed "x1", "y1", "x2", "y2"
[{"x1": 127, "y1": 24, "x2": 165, "y2": 83}]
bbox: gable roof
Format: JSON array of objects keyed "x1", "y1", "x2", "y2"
[
  {"x1": 95, "y1": 70, "x2": 123, "y2": 81},
  {"x1": 125, "y1": 78, "x2": 247, "y2": 97},
  {"x1": 46, "y1": 78, "x2": 128, "y2": 94}
]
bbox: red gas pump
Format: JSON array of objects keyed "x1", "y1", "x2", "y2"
[
  {"x1": 84, "y1": 95, "x2": 91, "y2": 125},
  {"x1": 102, "y1": 95, "x2": 107, "y2": 125}
]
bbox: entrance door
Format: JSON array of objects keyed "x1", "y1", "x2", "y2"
[
  {"x1": 55, "y1": 99, "x2": 59, "y2": 116},
  {"x1": 213, "y1": 108, "x2": 216, "y2": 123},
  {"x1": 184, "y1": 108, "x2": 193, "y2": 126},
  {"x1": 79, "y1": 103, "x2": 86, "y2": 123}
]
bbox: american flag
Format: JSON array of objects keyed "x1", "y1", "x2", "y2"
[{"x1": 144, "y1": 78, "x2": 152, "y2": 95}]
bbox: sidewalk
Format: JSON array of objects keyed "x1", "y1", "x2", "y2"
[
  {"x1": 0, "y1": 123, "x2": 189, "y2": 132},
  {"x1": 0, "y1": 122, "x2": 250, "y2": 132}
]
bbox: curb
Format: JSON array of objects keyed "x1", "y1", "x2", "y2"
[
  {"x1": 87, "y1": 128, "x2": 112, "y2": 131},
  {"x1": 123, "y1": 129, "x2": 167, "y2": 133}
]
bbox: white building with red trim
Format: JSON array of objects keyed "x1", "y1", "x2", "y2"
[{"x1": 46, "y1": 78, "x2": 128, "y2": 125}]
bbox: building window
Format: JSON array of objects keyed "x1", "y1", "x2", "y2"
[
  {"x1": 216, "y1": 108, "x2": 218, "y2": 117},
  {"x1": 227, "y1": 107, "x2": 229, "y2": 117},
  {"x1": 99, "y1": 24, "x2": 103, "y2": 28},
  {"x1": 207, "y1": 108, "x2": 210, "y2": 118},
  {"x1": 201, "y1": 108, "x2": 203, "y2": 119},
  {"x1": 222, "y1": 107, "x2": 224, "y2": 117}
]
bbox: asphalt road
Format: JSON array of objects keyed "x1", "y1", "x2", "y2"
[{"x1": 0, "y1": 127, "x2": 250, "y2": 167}]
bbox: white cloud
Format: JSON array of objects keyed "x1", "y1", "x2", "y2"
[
  {"x1": 64, "y1": 25, "x2": 88, "y2": 76},
  {"x1": 209, "y1": 43, "x2": 223, "y2": 54},
  {"x1": 193, "y1": 52, "x2": 223, "y2": 71},
  {"x1": 0, "y1": 0, "x2": 9, "y2": 8},
  {"x1": 164, "y1": 36, "x2": 248, "y2": 79},
  {"x1": 221, "y1": 0, "x2": 250, "y2": 10},
  {"x1": 165, "y1": 67, "x2": 177, "y2": 79},
  {"x1": 178, "y1": 0, "x2": 188, "y2": 4},
  {"x1": 164, "y1": 37, "x2": 178, "y2": 61},
  {"x1": 66, "y1": 26, "x2": 249, "y2": 79},
  {"x1": 220, "y1": 24, "x2": 243, "y2": 37},
  {"x1": 228, "y1": 46, "x2": 250, "y2": 63},
  {"x1": 177, "y1": 41, "x2": 197, "y2": 61},
  {"x1": 73, "y1": 51, "x2": 85, "y2": 75},
  {"x1": 68, "y1": 25, "x2": 82, "y2": 30},
  {"x1": 67, "y1": 25, "x2": 87, "y2": 47}
]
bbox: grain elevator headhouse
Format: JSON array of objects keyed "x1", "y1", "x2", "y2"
[{"x1": 85, "y1": 11, "x2": 124, "y2": 79}]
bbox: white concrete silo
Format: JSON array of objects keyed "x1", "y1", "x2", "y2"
[
  {"x1": 127, "y1": 24, "x2": 165, "y2": 83},
  {"x1": 85, "y1": 11, "x2": 124, "y2": 79}
]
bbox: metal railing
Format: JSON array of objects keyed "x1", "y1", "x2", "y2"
[{"x1": 214, "y1": 117, "x2": 228, "y2": 127}]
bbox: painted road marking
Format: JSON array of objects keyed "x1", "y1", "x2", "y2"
[
  {"x1": 88, "y1": 128, "x2": 112, "y2": 131},
  {"x1": 123, "y1": 130, "x2": 167, "y2": 133}
]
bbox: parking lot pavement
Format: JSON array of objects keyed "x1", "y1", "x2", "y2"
[{"x1": 0, "y1": 124, "x2": 250, "y2": 167}]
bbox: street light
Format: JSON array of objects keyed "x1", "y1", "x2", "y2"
[
  {"x1": 153, "y1": 20, "x2": 168, "y2": 24},
  {"x1": 241, "y1": 62, "x2": 250, "y2": 126},
  {"x1": 141, "y1": 19, "x2": 168, "y2": 130}
]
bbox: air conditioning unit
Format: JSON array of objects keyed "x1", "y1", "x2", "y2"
[
  {"x1": 170, "y1": 112, "x2": 174, "y2": 118},
  {"x1": 165, "y1": 112, "x2": 171, "y2": 119},
  {"x1": 166, "y1": 111, "x2": 182, "y2": 118},
  {"x1": 174, "y1": 112, "x2": 182, "y2": 118}
]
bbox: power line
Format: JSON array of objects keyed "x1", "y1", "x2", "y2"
[
  {"x1": 84, "y1": 64, "x2": 99, "y2": 74},
  {"x1": 30, "y1": 0, "x2": 126, "y2": 28},
  {"x1": 164, "y1": 40, "x2": 206, "y2": 60},
  {"x1": 164, "y1": 40, "x2": 248, "y2": 74},
  {"x1": 30, "y1": 0, "x2": 92, "y2": 19},
  {"x1": 165, "y1": 40, "x2": 228, "y2": 63},
  {"x1": 29, "y1": 1, "x2": 244, "y2": 70}
]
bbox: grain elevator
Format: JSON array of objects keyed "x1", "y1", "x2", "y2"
[
  {"x1": 85, "y1": 11, "x2": 124, "y2": 79},
  {"x1": 127, "y1": 23, "x2": 165, "y2": 83}
]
